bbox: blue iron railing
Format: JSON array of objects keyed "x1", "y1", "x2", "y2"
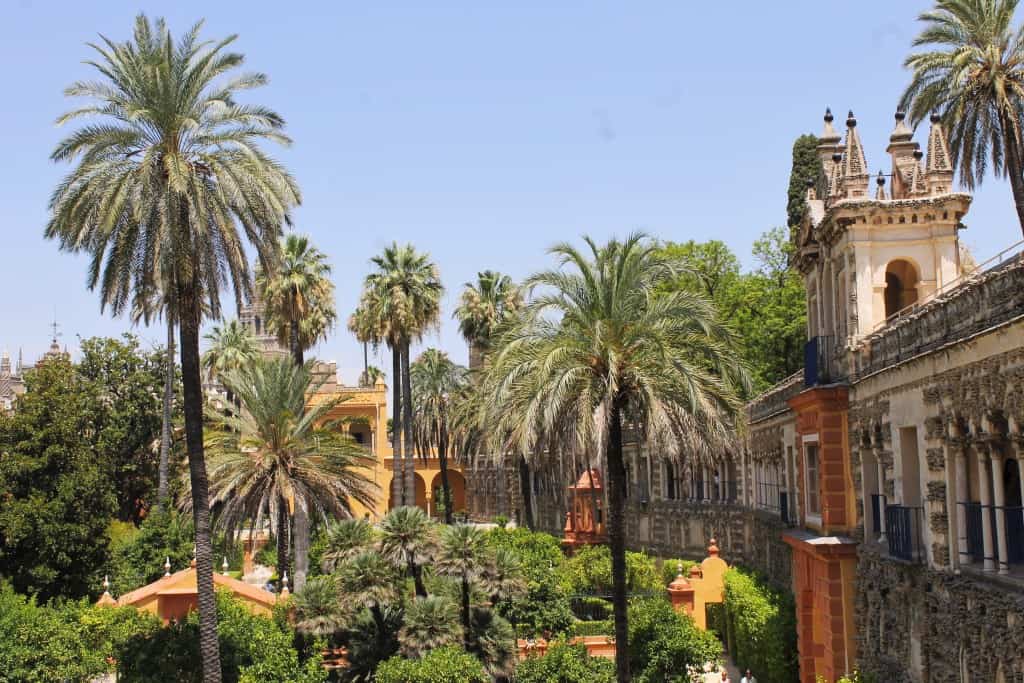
[{"x1": 885, "y1": 504, "x2": 923, "y2": 562}]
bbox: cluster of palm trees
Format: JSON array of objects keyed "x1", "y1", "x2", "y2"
[
  {"x1": 294, "y1": 508, "x2": 524, "y2": 679},
  {"x1": 45, "y1": 4, "x2": 1024, "y2": 682}
]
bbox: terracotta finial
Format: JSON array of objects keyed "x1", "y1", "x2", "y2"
[
  {"x1": 164, "y1": 556, "x2": 171, "y2": 576},
  {"x1": 708, "y1": 537, "x2": 720, "y2": 556}
]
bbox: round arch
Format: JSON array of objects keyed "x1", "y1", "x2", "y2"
[
  {"x1": 884, "y1": 259, "x2": 921, "y2": 319},
  {"x1": 387, "y1": 472, "x2": 428, "y2": 513},
  {"x1": 430, "y1": 470, "x2": 467, "y2": 518}
]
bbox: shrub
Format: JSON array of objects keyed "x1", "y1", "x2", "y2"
[
  {"x1": 375, "y1": 646, "x2": 488, "y2": 683},
  {"x1": 723, "y1": 567, "x2": 798, "y2": 683},
  {"x1": 485, "y1": 528, "x2": 574, "y2": 636},
  {"x1": 561, "y1": 545, "x2": 662, "y2": 594},
  {"x1": 0, "y1": 582, "x2": 161, "y2": 682},
  {"x1": 107, "y1": 508, "x2": 194, "y2": 595},
  {"x1": 570, "y1": 619, "x2": 611, "y2": 637},
  {"x1": 627, "y1": 597, "x2": 722, "y2": 683},
  {"x1": 115, "y1": 591, "x2": 325, "y2": 683},
  {"x1": 493, "y1": 514, "x2": 509, "y2": 528},
  {"x1": 514, "y1": 641, "x2": 616, "y2": 683}
]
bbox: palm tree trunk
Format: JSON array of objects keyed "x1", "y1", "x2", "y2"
[
  {"x1": 439, "y1": 425, "x2": 453, "y2": 525},
  {"x1": 410, "y1": 559, "x2": 427, "y2": 598},
  {"x1": 293, "y1": 496, "x2": 309, "y2": 593},
  {"x1": 391, "y1": 347, "x2": 404, "y2": 507},
  {"x1": 605, "y1": 396, "x2": 630, "y2": 683},
  {"x1": 401, "y1": 342, "x2": 415, "y2": 509},
  {"x1": 158, "y1": 312, "x2": 175, "y2": 509},
  {"x1": 461, "y1": 575, "x2": 472, "y2": 649},
  {"x1": 289, "y1": 316, "x2": 303, "y2": 366},
  {"x1": 276, "y1": 502, "x2": 289, "y2": 586},
  {"x1": 518, "y1": 455, "x2": 534, "y2": 530},
  {"x1": 178, "y1": 274, "x2": 222, "y2": 683}
]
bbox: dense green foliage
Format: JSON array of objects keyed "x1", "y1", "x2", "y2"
[
  {"x1": 561, "y1": 545, "x2": 663, "y2": 595},
  {"x1": 0, "y1": 358, "x2": 117, "y2": 599},
  {"x1": 484, "y1": 527, "x2": 574, "y2": 635},
  {"x1": 116, "y1": 592, "x2": 325, "y2": 683},
  {"x1": 659, "y1": 229, "x2": 805, "y2": 391},
  {"x1": 0, "y1": 337, "x2": 175, "y2": 600},
  {"x1": 722, "y1": 568, "x2": 798, "y2": 683},
  {"x1": 786, "y1": 134, "x2": 824, "y2": 238},
  {"x1": 515, "y1": 641, "x2": 616, "y2": 683},
  {"x1": 376, "y1": 646, "x2": 488, "y2": 683},
  {"x1": 107, "y1": 508, "x2": 196, "y2": 596},
  {"x1": 0, "y1": 582, "x2": 160, "y2": 683},
  {"x1": 294, "y1": 512, "x2": 519, "y2": 679},
  {"x1": 627, "y1": 597, "x2": 722, "y2": 683}
]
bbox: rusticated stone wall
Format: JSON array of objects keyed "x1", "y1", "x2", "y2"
[{"x1": 856, "y1": 547, "x2": 1024, "y2": 683}]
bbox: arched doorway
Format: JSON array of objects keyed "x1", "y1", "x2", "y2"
[
  {"x1": 431, "y1": 470, "x2": 467, "y2": 518},
  {"x1": 386, "y1": 472, "x2": 428, "y2": 513},
  {"x1": 884, "y1": 259, "x2": 920, "y2": 319}
]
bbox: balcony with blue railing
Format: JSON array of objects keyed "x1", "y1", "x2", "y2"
[{"x1": 804, "y1": 335, "x2": 846, "y2": 387}]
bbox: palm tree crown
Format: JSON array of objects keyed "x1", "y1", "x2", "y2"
[
  {"x1": 411, "y1": 349, "x2": 468, "y2": 523},
  {"x1": 478, "y1": 233, "x2": 747, "y2": 681},
  {"x1": 901, "y1": 0, "x2": 1024, "y2": 235},
  {"x1": 45, "y1": 16, "x2": 300, "y2": 680},
  {"x1": 203, "y1": 356, "x2": 378, "y2": 592},
  {"x1": 257, "y1": 233, "x2": 336, "y2": 366},
  {"x1": 454, "y1": 271, "x2": 522, "y2": 369},
  {"x1": 350, "y1": 243, "x2": 444, "y2": 508},
  {"x1": 46, "y1": 14, "x2": 300, "y2": 320},
  {"x1": 202, "y1": 320, "x2": 258, "y2": 380}
]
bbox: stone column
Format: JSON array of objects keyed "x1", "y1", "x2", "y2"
[
  {"x1": 955, "y1": 449, "x2": 970, "y2": 568},
  {"x1": 976, "y1": 448, "x2": 995, "y2": 572},
  {"x1": 703, "y1": 467, "x2": 711, "y2": 502},
  {"x1": 991, "y1": 450, "x2": 1009, "y2": 575}
]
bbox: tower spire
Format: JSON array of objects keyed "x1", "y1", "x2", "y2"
[
  {"x1": 925, "y1": 112, "x2": 954, "y2": 194},
  {"x1": 817, "y1": 107, "x2": 842, "y2": 168},
  {"x1": 842, "y1": 111, "x2": 870, "y2": 199}
]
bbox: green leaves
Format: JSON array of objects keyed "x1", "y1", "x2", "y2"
[
  {"x1": 0, "y1": 337, "x2": 171, "y2": 601},
  {"x1": 722, "y1": 567, "x2": 798, "y2": 683}
]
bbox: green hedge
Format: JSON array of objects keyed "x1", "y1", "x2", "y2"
[
  {"x1": 376, "y1": 646, "x2": 487, "y2": 683},
  {"x1": 722, "y1": 568, "x2": 798, "y2": 683},
  {"x1": 570, "y1": 619, "x2": 611, "y2": 637},
  {"x1": 628, "y1": 597, "x2": 722, "y2": 682},
  {"x1": 514, "y1": 641, "x2": 615, "y2": 683}
]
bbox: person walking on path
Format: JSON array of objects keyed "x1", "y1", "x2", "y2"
[{"x1": 740, "y1": 669, "x2": 756, "y2": 683}]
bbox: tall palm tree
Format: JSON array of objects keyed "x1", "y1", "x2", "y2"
[
  {"x1": 478, "y1": 234, "x2": 747, "y2": 682},
  {"x1": 45, "y1": 16, "x2": 300, "y2": 680},
  {"x1": 454, "y1": 270, "x2": 522, "y2": 371},
  {"x1": 349, "y1": 295, "x2": 404, "y2": 509},
  {"x1": 453, "y1": 271, "x2": 529, "y2": 525},
  {"x1": 378, "y1": 506, "x2": 437, "y2": 597},
  {"x1": 411, "y1": 349, "x2": 468, "y2": 523},
  {"x1": 352, "y1": 243, "x2": 443, "y2": 508},
  {"x1": 901, "y1": 0, "x2": 1024, "y2": 236},
  {"x1": 202, "y1": 357, "x2": 378, "y2": 593},
  {"x1": 202, "y1": 320, "x2": 257, "y2": 405},
  {"x1": 257, "y1": 233, "x2": 336, "y2": 366}
]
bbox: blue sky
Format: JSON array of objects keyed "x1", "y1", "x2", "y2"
[{"x1": 1, "y1": 1, "x2": 1019, "y2": 387}]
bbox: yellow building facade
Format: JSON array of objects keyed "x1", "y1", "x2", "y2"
[{"x1": 307, "y1": 360, "x2": 467, "y2": 521}]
